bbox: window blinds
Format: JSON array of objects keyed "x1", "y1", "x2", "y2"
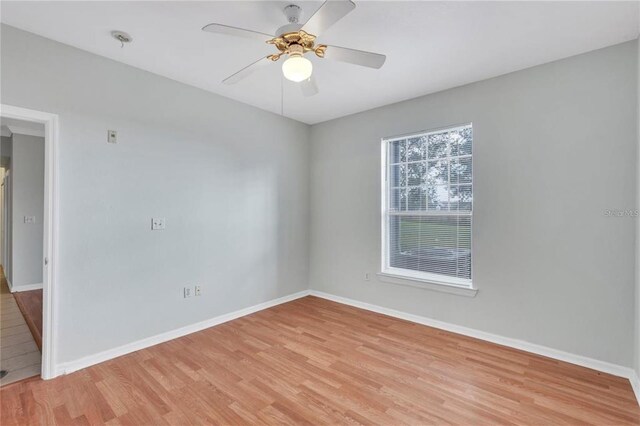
[{"x1": 384, "y1": 125, "x2": 472, "y2": 285}]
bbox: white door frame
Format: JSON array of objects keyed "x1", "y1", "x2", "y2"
[
  {"x1": 3, "y1": 171, "x2": 11, "y2": 280},
  {"x1": 1, "y1": 104, "x2": 59, "y2": 380}
]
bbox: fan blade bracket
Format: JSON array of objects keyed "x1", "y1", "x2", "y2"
[
  {"x1": 314, "y1": 45, "x2": 327, "y2": 58},
  {"x1": 267, "y1": 31, "x2": 317, "y2": 55}
]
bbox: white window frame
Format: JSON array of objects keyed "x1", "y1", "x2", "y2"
[{"x1": 380, "y1": 123, "x2": 475, "y2": 293}]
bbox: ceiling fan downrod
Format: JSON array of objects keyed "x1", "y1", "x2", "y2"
[{"x1": 284, "y1": 4, "x2": 302, "y2": 24}]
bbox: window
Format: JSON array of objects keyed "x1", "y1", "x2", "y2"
[{"x1": 382, "y1": 124, "x2": 473, "y2": 288}]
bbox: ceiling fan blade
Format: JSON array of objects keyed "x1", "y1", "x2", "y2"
[
  {"x1": 202, "y1": 23, "x2": 273, "y2": 41},
  {"x1": 223, "y1": 57, "x2": 272, "y2": 84},
  {"x1": 323, "y1": 45, "x2": 386, "y2": 69},
  {"x1": 301, "y1": 0, "x2": 356, "y2": 36},
  {"x1": 300, "y1": 76, "x2": 319, "y2": 97}
]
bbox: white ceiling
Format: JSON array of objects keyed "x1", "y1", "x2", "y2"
[{"x1": 1, "y1": 1, "x2": 638, "y2": 124}]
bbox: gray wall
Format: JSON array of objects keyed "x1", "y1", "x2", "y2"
[
  {"x1": 309, "y1": 41, "x2": 638, "y2": 367},
  {"x1": 0, "y1": 25, "x2": 311, "y2": 364},
  {"x1": 11, "y1": 133, "x2": 44, "y2": 288}
]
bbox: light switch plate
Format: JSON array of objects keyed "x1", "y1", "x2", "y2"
[
  {"x1": 151, "y1": 217, "x2": 166, "y2": 230},
  {"x1": 24, "y1": 216, "x2": 35, "y2": 224},
  {"x1": 107, "y1": 130, "x2": 117, "y2": 144}
]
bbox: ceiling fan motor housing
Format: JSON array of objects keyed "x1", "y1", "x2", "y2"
[
  {"x1": 266, "y1": 29, "x2": 326, "y2": 62},
  {"x1": 276, "y1": 23, "x2": 303, "y2": 35}
]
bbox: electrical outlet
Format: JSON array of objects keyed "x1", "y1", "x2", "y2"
[
  {"x1": 364, "y1": 272, "x2": 370, "y2": 281},
  {"x1": 194, "y1": 285, "x2": 201, "y2": 296},
  {"x1": 183, "y1": 287, "x2": 191, "y2": 298},
  {"x1": 107, "y1": 130, "x2": 117, "y2": 144},
  {"x1": 151, "y1": 217, "x2": 166, "y2": 230},
  {"x1": 24, "y1": 216, "x2": 36, "y2": 224}
]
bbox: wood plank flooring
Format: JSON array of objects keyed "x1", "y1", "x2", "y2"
[
  {"x1": 0, "y1": 272, "x2": 41, "y2": 387},
  {"x1": 1, "y1": 295, "x2": 639, "y2": 425},
  {"x1": 13, "y1": 288, "x2": 43, "y2": 351}
]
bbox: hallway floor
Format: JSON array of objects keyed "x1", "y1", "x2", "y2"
[
  {"x1": 0, "y1": 268, "x2": 40, "y2": 386},
  {"x1": 13, "y1": 285, "x2": 43, "y2": 350}
]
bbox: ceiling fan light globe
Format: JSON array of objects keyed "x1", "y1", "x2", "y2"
[{"x1": 282, "y1": 55, "x2": 313, "y2": 82}]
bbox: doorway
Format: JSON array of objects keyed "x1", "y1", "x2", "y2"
[{"x1": 0, "y1": 105, "x2": 58, "y2": 382}]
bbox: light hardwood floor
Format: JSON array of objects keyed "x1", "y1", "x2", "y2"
[
  {"x1": 0, "y1": 274, "x2": 41, "y2": 387},
  {"x1": 1, "y1": 296, "x2": 639, "y2": 425}
]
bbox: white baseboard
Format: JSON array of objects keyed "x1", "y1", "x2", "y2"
[
  {"x1": 11, "y1": 282, "x2": 43, "y2": 292},
  {"x1": 51, "y1": 287, "x2": 640, "y2": 407},
  {"x1": 630, "y1": 371, "x2": 640, "y2": 405},
  {"x1": 309, "y1": 290, "x2": 638, "y2": 386},
  {"x1": 55, "y1": 290, "x2": 311, "y2": 377}
]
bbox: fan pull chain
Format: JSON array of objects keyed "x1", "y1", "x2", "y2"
[{"x1": 280, "y1": 73, "x2": 284, "y2": 116}]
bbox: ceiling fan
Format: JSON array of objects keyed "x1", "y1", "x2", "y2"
[{"x1": 202, "y1": 0, "x2": 386, "y2": 96}]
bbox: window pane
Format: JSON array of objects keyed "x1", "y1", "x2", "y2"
[
  {"x1": 428, "y1": 132, "x2": 448, "y2": 159},
  {"x1": 407, "y1": 187, "x2": 426, "y2": 211},
  {"x1": 406, "y1": 136, "x2": 426, "y2": 161},
  {"x1": 449, "y1": 184, "x2": 472, "y2": 212},
  {"x1": 427, "y1": 160, "x2": 448, "y2": 186},
  {"x1": 407, "y1": 162, "x2": 426, "y2": 186},
  {"x1": 389, "y1": 139, "x2": 405, "y2": 163},
  {"x1": 448, "y1": 127, "x2": 472, "y2": 156},
  {"x1": 427, "y1": 185, "x2": 448, "y2": 210},
  {"x1": 389, "y1": 188, "x2": 407, "y2": 211},
  {"x1": 457, "y1": 127, "x2": 473, "y2": 156},
  {"x1": 389, "y1": 164, "x2": 406, "y2": 187},
  {"x1": 389, "y1": 215, "x2": 471, "y2": 279},
  {"x1": 450, "y1": 156, "x2": 472, "y2": 184}
]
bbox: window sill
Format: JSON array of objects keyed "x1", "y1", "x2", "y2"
[{"x1": 377, "y1": 272, "x2": 478, "y2": 297}]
